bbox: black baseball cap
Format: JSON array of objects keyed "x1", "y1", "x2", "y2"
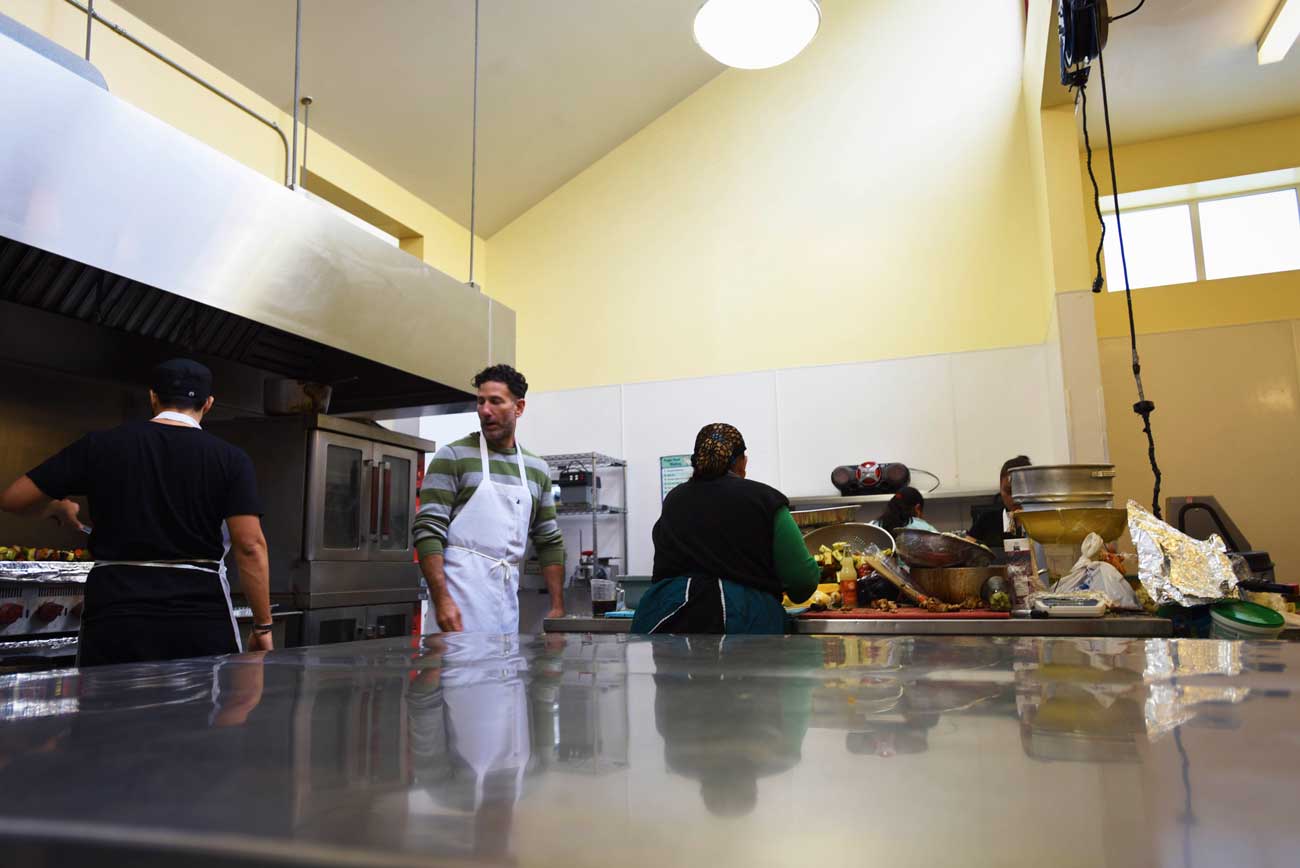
[{"x1": 151, "y1": 358, "x2": 212, "y2": 402}]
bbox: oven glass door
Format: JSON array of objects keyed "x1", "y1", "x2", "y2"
[
  {"x1": 306, "y1": 431, "x2": 377, "y2": 561},
  {"x1": 371, "y1": 445, "x2": 418, "y2": 562}
]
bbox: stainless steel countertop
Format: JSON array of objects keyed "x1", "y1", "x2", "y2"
[
  {"x1": 2, "y1": 633, "x2": 1297, "y2": 866},
  {"x1": 544, "y1": 615, "x2": 1172, "y2": 637}
]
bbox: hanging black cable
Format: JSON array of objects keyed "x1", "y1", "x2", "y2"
[
  {"x1": 1109, "y1": 0, "x2": 1146, "y2": 23},
  {"x1": 1077, "y1": 84, "x2": 1106, "y2": 293},
  {"x1": 1090, "y1": 5, "x2": 1164, "y2": 517}
]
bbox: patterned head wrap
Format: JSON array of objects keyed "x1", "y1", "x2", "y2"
[{"x1": 691, "y1": 423, "x2": 747, "y2": 481}]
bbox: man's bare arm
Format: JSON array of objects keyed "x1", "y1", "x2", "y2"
[{"x1": 418, "y1": 552, "x2": 463, "y2": 632}]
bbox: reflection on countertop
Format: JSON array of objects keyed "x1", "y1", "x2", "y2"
[{"x1": 0, "y1": 634, "x2": 1297, "y2": 866}]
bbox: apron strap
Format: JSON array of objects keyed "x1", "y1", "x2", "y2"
[
  {"x1": 93, "y1": 559, "x2": 222, "y2": 575},
  {"x1": 478, "y1": 432, "x2": 529, "y2": 486}
]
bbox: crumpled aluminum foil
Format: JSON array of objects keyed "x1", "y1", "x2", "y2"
[
  {"x1": 0, "y1": 561, "x2": 91, "y2": 583},
  {"x1": 1128, "y1": 500, "x2": 1236, "y2": 606}
]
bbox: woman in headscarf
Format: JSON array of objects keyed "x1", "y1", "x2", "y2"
[{"x1": 631, "y1": 423, "x2": 819, "y2": 634}]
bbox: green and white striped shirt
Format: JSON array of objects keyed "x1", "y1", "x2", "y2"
[{"x1": 412, "y1": 432, "x2": 564, "y2": 566}]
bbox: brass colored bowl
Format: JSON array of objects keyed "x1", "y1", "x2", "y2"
[
  {"x1": 1015, "y1": 508, "x2": 1128, "y2": 544},
  {"x1": 911, "y1": 566, "x2": 1006, "y2": 605}
]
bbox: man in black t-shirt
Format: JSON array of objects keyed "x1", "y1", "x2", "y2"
[{"x1": 0, "y1": 359, "x2": 274, "y2": 665}]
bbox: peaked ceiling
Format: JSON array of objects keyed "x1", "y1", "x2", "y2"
[{"x1": 116, "y1": 0, "x2": 723, "y2": 237}]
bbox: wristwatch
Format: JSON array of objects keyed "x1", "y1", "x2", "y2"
[{"x1": 252, "y1": 622, "x2": 274, "y2": 634}]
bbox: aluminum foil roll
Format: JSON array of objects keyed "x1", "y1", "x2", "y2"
[{"x1": 1128, "y1": 500, "x2": 1236, "y2": 606}]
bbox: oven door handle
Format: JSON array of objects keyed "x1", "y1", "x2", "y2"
[
  {"x1": 380, "y1": 460, "x2": 393, "y2": 540},
  {"x1": 366, "y1": 458, "x2": 379, "y2": 541}
]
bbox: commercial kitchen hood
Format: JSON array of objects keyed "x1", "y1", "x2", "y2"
[{"x1": 0, "y1": 27, "x2": 514, "y2": 415}]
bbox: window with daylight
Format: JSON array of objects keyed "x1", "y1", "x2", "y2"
[
  {"x1": 1100, "y1": 171, "x2": 1300, "y2": 291},
  {"x1": 1101, "y1": 205, "x2": 1197, "y2": 290},
  {"x1": 1198, "y1": 189, "x2": 1300, "y2": 281}
]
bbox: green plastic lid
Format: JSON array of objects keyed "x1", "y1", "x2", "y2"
[{"x1": 1211, "y1": 600, "x2": 1284, "y2": 629}]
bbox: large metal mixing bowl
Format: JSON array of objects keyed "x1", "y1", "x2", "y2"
[
  {"x1": 1009, "y1": 464, "x2": 1115, "y2": 507},
  {"x1": 893, "y1": 529, "x2": 995, "y2": 569},
  {"x1": 1015, "y1": 508, "x2": 1128, "y2": 544}
]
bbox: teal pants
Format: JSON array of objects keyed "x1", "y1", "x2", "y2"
[{"x1": 630, "y1": 577, "x2": 786, "y2": 635}]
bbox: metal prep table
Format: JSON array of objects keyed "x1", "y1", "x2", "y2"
[
  {"x1": 1, "y1": 632, "x2": 1296, "y2": 866},
  {"x1": 545, "y1": 614, "x2": 1173, "y2": 637}
]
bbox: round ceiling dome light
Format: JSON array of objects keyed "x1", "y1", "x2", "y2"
[{"x1": 693, "y1": 0, "x2": 821, "y2": 70}]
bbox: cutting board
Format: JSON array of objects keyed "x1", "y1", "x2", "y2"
[{"x1": 797, "y1": 608, "x2": 1011, "y2": 620}]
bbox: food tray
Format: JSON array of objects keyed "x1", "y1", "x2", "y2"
[
  {"x1": 797, "y1": 608, "x2": 1011, "y2": 620},
  {"x1": 0, "y1": 562, "x2": 93, "y2": 583},
  {"x1": 791, "y1": 506, "x2": 859, "y2": 529}
]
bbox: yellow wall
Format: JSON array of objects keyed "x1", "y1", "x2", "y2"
[
  {"x1": 1020, "y1": 0, "x2": 1092, "y2": 299},
  {"x1": 1084, "y1": 115, "x2": 1300, "y2": 577},
  {"x1": 1100, "y1": 320, "x2": 1300, "y2": 581},
  {"x1": 1084, "y1": 114, "x2": 1300, "y2": 339},
  {"x1": 2, "y1": 0, "x2": 486, "y2": 285},
  {"x1": 489, "y1": 0, "x2": 1051, "y2": 392}
]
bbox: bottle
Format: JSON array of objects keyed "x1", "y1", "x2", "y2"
[{"x1": 838, "y1": 555, "x2": 858, "y2": 610}]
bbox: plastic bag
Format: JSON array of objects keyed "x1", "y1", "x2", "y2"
[{"x1": 1052, "y1": 533, "x2": 1140, "y2": 610}]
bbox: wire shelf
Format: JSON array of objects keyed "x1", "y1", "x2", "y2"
[
  {"x1": 556, "y1": 504, "x2": 628, "y2": 517},
  {"x1": 542, "y1": 452, "x2": 626, "y2": 468}
]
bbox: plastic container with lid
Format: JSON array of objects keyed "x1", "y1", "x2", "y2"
[{"x1": 1209, "y1": 600, "x2": 1285, "y2": 640}]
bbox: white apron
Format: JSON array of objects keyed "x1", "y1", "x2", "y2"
[
  {"x1": 443, "y1": 635, "x2": 530, "y2": 810},
  {"x1": 441, "y1": 434, "x2": 532, "y2": 634},
  {"x1": 85, "y1": 411, "x2": 242, "y2": 654}
]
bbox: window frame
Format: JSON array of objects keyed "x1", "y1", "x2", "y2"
[{"x1": 1099, "y1": 181, "x2": 1300, "y2": 291}]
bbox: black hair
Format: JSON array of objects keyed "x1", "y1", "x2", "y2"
[
  {"x1": 155, "y1": 393, "x2": 206, "y2": 412},
  {"x1": 1000, "y1": 455, "x2": 1032, "y2": 480},
  {"x1": 877, "y1": 486, "x2": 924, "y2": 532},
  {"x1": 472, "y1": 364, "x2": 528, "y2": 400}
]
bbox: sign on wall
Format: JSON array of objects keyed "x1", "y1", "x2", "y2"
[{"x1": 659, "y1": 455, "x2": 692, "y2": 502}]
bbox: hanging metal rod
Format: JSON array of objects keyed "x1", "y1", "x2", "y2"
[
  {"x1": 62, "y1": 0, "x2": 292, "y2": 187},
  {"x1": 83, "y1": 0, "x2": 93, "y2": 60},
  {"x1": 290, "y1": 0, "x2": 302, "y2": 189},
  {"x1": 300, "y1": 96, "x2": 314, "y2": 182},
  {"x1": 467, "y1": 0, "x2": 480, "y2": 288}
]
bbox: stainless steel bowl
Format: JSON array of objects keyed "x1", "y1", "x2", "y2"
[
  {"x1": 1009, "y1": 464, "x2": 1115, "y2": 506},
  {"x1": 803, "y1": 523, "x2": 895, "y2": 555},
  {"x1": 893, "y1": 529, "x2": 995, "y2": 569}
]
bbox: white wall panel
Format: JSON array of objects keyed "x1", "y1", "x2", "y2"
[
  {"x1": 620, "y1": 372, "x2": 780, "y2": 574},
  {"x1": 417, "y1": 412, "x2": 479, "y2": 453},
  {"x1": 520, "y1": 385, "x2": 623, "y2": 457},
  {"x1": 950, "y1": 345, "x2": 1060, "y2": 492},
  {"x1": 775, "y1": 355, "x2": 958, "y2": 498}
]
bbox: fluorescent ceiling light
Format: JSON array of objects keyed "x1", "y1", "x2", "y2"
[
  {"x1": 1259, "y1": 0, "x2": 1300, "y2": 64},
  {"x1": 693, "y1": 0, "x2": 821, "y2": 70}
]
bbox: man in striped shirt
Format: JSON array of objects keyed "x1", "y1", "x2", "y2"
[{"x1": 413, "y1": 365, "x2": 565, "y2": 632}]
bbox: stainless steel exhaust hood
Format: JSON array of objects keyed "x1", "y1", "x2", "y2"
[{"x1": 0, "y1": 30, "x2": 514, "y2": 414}]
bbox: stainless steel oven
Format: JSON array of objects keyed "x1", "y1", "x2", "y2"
[
  {"x1": 302, "y1": 602, "x2": 417, "y2": 646},
  {"x1": 305, "y1": 430, "x2": 416, "y2": 564},
  {"x1": 208, "y1": 414, "x2": 435, "y2": 621}
]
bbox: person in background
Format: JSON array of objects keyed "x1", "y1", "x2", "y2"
[
  {"x1": 632, "y1": 423, "x2": 820, "y2": 634},
  {"x1": 968, "y1": 455, "x2": 1032, "y2": 549},
  {"x1": 0, "y1": 359, "x2": 273, "y2": 665},
  {"x1": 413, "y1": 365, "x2": 565, "y2": 633},
  {"x1": 873, "y1": 486, "x2": 938, "y2": 533}
]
